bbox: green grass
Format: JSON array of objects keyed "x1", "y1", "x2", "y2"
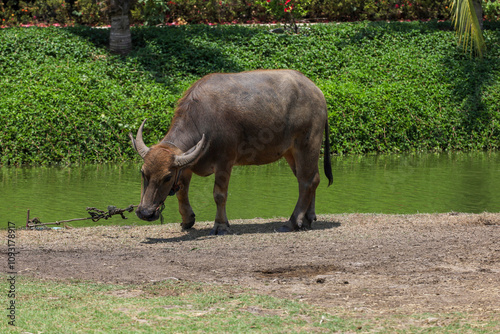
[
  {"x1": 2, "y1": 275, "x2": 498, "y2": 333},
  {"x1": 2, "y1": 275, "x2": 358, "y2": 333},
  {"x1": 1, "y1": 21, "x2": 500, "y2": 165}
]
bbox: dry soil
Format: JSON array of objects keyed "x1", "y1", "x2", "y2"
[{"x1": 3, "y1": 212, "x2": 500, "y2": 322}]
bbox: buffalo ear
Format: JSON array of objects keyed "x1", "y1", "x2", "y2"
[
  {"x1": 173, "y1": 134, "x2": 206, "y2": 167},
  {"x1": 129, "y1": 119, "x2": 150, "y2": 159}
]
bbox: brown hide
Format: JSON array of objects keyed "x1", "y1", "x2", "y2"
[{"x1": 130, "y1": 69, "x2": 333, "y2": 234}]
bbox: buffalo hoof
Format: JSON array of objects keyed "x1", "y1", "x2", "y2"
[
  {"x1": 307, "y1": 214, "x2": 317, "y2": 222},
  {"x1": 181, "y1": 221, "x2": 195, "y2": 230},
  {"x1": 180, "y1": 214, "x2": 196, "y2": 230},
  {"x1": 299, "y1": 223, "x2": 312, "y2": 231},
  {"x1": 209, "y1": 228, "x2": 230, "y2": 236}
]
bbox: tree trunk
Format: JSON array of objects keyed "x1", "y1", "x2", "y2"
[
  {"x1": 473, "y1": 0, "x2": 483, "y2": 30},
  {"x1": 109, "y1": 0, "x2": 132, "y2": 55}
]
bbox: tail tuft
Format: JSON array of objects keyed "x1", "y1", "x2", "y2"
[{"x1": 324, "y1": 120, "x2": 333, "y2": 187}]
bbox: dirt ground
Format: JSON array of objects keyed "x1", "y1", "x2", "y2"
[{"x1": 4, "y1": 212, "x2": 500, "y2": 321}]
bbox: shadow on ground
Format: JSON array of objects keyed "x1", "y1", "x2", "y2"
[{"x1": 142, "y1": 220, "x2": 341, "y2": 243}]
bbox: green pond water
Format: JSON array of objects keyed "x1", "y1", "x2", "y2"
[{"x1": 2, "y1": 152, "x2": 500, "y2": 228}]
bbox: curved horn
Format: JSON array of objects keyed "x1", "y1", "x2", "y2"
[
  {"x1": 128, "y1": 119, "x2": 150, "y2": 159},
  {"x1": 174, "y1": 134, "x2": 206, "y2": 168}
]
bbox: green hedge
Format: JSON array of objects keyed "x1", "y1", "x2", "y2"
[
  {"x1": 1, "y1": 21, "x2": 500, "y2": 165},
  {"x1": 0, "y1": 0, "x2": 457, "y2": 27},
  {"x1": 3, "y1": 1, "x2": 500, "y2": 28}
]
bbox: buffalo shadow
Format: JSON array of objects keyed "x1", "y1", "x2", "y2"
[{"x1": 141, "y1": 219, "x2": 341, "y2": 244}]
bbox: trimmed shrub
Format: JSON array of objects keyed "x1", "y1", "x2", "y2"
[
  {"x1": 1, "y1": 22, "x2": 500, "y2": 165},
  {"x1": 1, "y1": 0, "x2": 459, "y2": 27}
]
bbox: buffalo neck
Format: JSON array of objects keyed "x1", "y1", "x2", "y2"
[{"x1": 161, "y1": 122, "x2": 203, "y2": 154}]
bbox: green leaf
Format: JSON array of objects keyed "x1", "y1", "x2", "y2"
[{"x1": 450, "y1": 0, "x2": 486, "y2": 57}]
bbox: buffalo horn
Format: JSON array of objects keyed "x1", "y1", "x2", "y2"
[
  {"x1": 174, "y1": 134, "x2": 206, "y2": 167},
  {"x1": 128, "y1": 119, "x2": 150, "y2": 159}
]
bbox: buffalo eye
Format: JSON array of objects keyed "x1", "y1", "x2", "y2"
[
  {"x1": 140, "y1": 169, "x2": 150, "y2": 186},
  {"x1": 163, "y1": 175, "x2": 172, "y2": 184}
]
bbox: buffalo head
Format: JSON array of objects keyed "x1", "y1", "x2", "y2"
[{"x1": 129, "y1": 119, "x2": 205, "y2": 221}]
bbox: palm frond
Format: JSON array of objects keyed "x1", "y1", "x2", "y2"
[{"x1": 450, "y1": 0, "x2": 486, "y2": 57}]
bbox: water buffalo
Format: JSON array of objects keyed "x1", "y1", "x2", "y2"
[{"x1": 129, "y1": 69, "x2": 333, "y2": 235}]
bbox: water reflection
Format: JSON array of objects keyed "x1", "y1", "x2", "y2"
[
  {"x1": 1, "y1": 152, "x2": 499, "y2": 228},
  {"x1": 0, "y1": 164, "x2": 142, "y2": 228},
  {"x1": 326, "y1": 152, "x2": 500, "y2": 214}
]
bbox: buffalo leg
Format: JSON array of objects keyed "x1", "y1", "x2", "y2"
[
  {"x1": 280, "y1": 150, "x2": 320, "y2": 232},
  {"x1": 284, "y1": 152, "x2": 297, "y2": 176},
  {"x1": 285, "y1": 152, "x2": 317, "y2": 223},
  {"x1": 177, "y1": 169, "x2": 196, "y2": 230},
  {"x1": 210, "y1": 167, "x2": 232, "y2": 235},
  {"x1": 305, "y1": 194, "x2": 317, "y2": 225}
]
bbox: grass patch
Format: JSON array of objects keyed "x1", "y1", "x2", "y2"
[
  {"x1": 2, "y1": 275, "x2": 356, "y2": 333},
  {"x1": 1, "y1": 275, "x2": 498, "y2": 333}
]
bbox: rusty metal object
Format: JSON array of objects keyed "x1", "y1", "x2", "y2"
[{"x1": 25, "y1": 205, "x2": 137, "y2": 230}]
